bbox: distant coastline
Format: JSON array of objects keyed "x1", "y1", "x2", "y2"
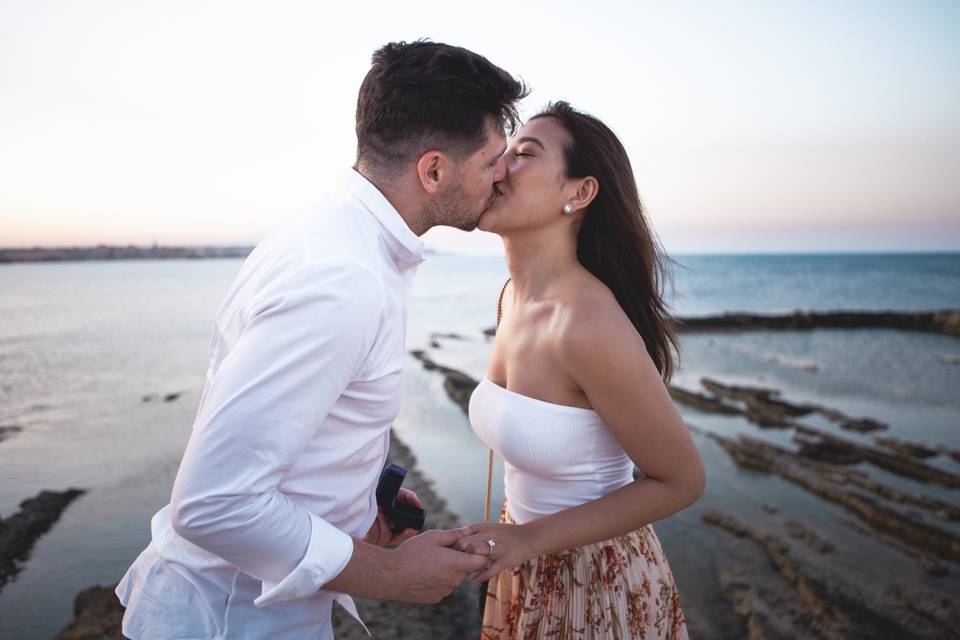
[
  {"x1": 0, "y1": 245, "x2": 254, "y2": 263},
  {"x1": 1, "y1": 245, "x2": 954, "y2": 264}
]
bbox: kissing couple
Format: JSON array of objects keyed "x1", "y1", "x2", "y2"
[{"x1": 116, "y1": 40, "x2": 705, "y2": 640}]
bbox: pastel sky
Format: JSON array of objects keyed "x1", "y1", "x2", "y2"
[{"x1": 1, "y1": 0, "x2": 958, "y2": 254}]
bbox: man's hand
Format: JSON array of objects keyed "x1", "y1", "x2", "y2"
[
  {"x1": 383, "y1": 527, "x2": 488, "y2": 604},
  {"x1": 323, "y1": 525, "x2": 487, "y2": 603},
  {"x1": 363, "y1": 488, "x2": 422, "y2": 547}
]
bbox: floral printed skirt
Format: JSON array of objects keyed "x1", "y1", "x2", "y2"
[{"x1": 481, "y1": 503, "x2": 689, "y2": 640}]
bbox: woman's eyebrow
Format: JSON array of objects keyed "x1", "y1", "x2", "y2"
[{"x1": 515, "y1": 136, "x2": 546, "y2": 150}]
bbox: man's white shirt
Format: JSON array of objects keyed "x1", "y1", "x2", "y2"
[{"x1": 116, "y1": 169, "x2": 425, "y2": 639}]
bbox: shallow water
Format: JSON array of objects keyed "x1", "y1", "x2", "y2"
[{"x1": 1, "y1": 253, "x2": 958, "y2": 638}]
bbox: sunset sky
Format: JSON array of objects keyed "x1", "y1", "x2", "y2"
[{"x1": 1, "y1": 0, "x2": 958, "y2": 254}]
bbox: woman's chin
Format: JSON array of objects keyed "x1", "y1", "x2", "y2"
[{"x1": 477, "y1": 207, "x2": 503, "y2": 234}]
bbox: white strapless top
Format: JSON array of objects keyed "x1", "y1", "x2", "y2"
[{"x1": 468, "y1": 376, "x2": 636, "y2": 524}]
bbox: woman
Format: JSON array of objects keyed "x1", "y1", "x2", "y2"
[{"x1": 457, "y1": 102, "x2": 705, "y2": 639}]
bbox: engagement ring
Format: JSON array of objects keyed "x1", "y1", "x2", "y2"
[{"x1": 486, "y1": 539, "x2": 496, "y2": 556}]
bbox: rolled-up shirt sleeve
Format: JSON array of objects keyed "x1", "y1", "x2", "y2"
[{"x1": 169, "y1": 260, "x2": 385, "y2": 607}]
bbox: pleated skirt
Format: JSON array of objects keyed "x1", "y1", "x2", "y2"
[{"x1": 481, "y1": 504, "x2": 689, "y2": 640}]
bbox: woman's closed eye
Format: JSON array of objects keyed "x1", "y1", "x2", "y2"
[{"x1": 514, "y1": 151, "x2": 534, "y2": 158}]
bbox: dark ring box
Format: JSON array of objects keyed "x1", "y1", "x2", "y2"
[{"x1": 375, "y1": 463, "x2": 426, "y2": 534}]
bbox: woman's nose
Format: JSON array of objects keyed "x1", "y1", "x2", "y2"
[{"x1": 493, "y1": 155, "x2": 509, "y2": 183}]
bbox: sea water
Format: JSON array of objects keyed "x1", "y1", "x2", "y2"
[{"x1": 1, "y1": 252, "x2": 958, "y2": 638}]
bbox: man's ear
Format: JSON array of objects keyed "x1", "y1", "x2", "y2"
[
  {"x1": 416, "y1": 150, "x2": 448, "y2": 195},
  {"x1": 568, "y1": 176, "x2": 599, "y2": 213}
]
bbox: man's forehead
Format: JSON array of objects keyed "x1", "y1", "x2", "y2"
[
  {"x1": 485, "y1": 122, "x2": 507, "y2": 150},
  {"x1": 467, "y1": 123, "x2": 505, "y2": 164}
]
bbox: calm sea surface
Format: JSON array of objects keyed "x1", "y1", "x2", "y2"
[{"x1": 1, "y1": 252, "x2": 959, "y2": 638}]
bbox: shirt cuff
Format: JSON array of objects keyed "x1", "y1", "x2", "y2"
[{"x1": 254, "y1": 512, "x2": 354, "y2": 608}]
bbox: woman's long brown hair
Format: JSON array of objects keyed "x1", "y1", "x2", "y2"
[{"x1": 532, "y1": 102, "x2": 679, "y2": 381}]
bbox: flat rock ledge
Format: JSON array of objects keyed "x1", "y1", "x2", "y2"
[
  {"x1": 0, "y1": 424, "x2": 23, "y2": 443},
  {"x1": 702, "y1": 509, "x2": 959, "y2": 639},
  {"x1": 675, "y1": 309, "x2": 960, "y2": 337},
  {"x1": 671, "y1": 378, "x2": 960, "y2": 489},
  {"x1": 410, "y1": 350, "x2": 479, "y2": 413},
  {"x1": 1, "y1": 488, "x2": 85, "y2": 592}
]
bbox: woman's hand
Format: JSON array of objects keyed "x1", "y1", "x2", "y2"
[
  {"x1": 363, "y1": 488, "x2": 422, "y2": 547},
  {"x1": 455, "y1": 521, "x2": 538, "y2": 582}
]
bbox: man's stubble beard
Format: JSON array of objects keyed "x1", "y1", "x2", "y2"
[{"x1": 427, "y1": 181, "x2": 493, "y2": 232}]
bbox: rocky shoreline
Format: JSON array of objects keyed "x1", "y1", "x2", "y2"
[
  {"x1": 28, "y1": 315, "x2": 960, "y2": 639},
  {"x1": 0, "y1": 245, "x2": 253, "y2": 263},
  {"x1": 670, "y1": 371, "x2": 960, "y2": 638},
  {"x1": 53, "y1": 431, "x2": 480, "y2": 640},
  {"x1": 412, "y1": 338, "x2": 960, "y2": 640}
]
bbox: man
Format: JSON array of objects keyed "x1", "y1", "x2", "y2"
[{"x1": 115, "y1": 40, "x2": 527, "y2": 639}]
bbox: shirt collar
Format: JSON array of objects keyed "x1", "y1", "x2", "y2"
[{"x1": 340, "y1": 168, "x2": 426, "y2": 271}]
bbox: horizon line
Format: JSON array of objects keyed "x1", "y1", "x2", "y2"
[{"x1": 1, "y1": 243, "x2": 958, "y2": 257}]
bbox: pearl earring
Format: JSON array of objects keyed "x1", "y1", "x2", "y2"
[{"x1": 562, "y1": 203, "x2": 574, "y2": 215}]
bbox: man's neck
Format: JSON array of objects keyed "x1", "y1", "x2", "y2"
[{"x1": 354, "y1": 164, "x2": 431, "y2": 237}]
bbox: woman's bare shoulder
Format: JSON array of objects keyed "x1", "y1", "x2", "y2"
[{"x1": 552, "y1": 273, "x2": 638, "y2": 357}]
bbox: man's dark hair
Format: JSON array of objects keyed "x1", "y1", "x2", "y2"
[{"x1": 356, "y1": 40, "x2": 528, "y2": 174}]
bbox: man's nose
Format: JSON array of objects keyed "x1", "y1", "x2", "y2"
[{"x1": 492, "y1": 155, "x2": 508, "y2": 183}]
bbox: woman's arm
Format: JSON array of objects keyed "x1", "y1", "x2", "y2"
[{"x1": 459, "y1": 298, "x2": 706, "y2": 581}]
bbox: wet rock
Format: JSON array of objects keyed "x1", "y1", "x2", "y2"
[
  {"x1": 794, "y1": 435, "x2": 865, "y2": 465},
  {"x1": 762, "y1": 503, "x2": 779, "y2": 515},
  {"x1": 55, "y1": 585, "x2": 123, "y2": 639},
  {"x1": 837, "y1": 473, "x2": 960, "y2": 522},
  {"x1": 705, "y1": 431, "x2": 960, "y2": 564},
  {"x1": 141, "y1": 394, "x2": 154, "y2": 402},
  {"x1": 873, "y1": 436, "x2": 939, "y2": 459},
  {"x1": 715, "y1": 565, "x2": 810, "y2": 640},
  {"x1": 782, "y1": 518, "x2": 834, "y2": 553},
  {"x1": 1, "y1": 488, "x2": 86, "y2": 591},
  {"x1": 702, "y1": 510, "x2": 750, "y2": 538},
  {"x1": 0, "y1": 425, "x2": 22, "y2": 443},
  {"x1": 917, "y1": 556, "x2": 950, "y2": 577},
  {"x1": 793, "y1": 425, "x2": 960, "y2": 488},
  {"x1": 934, "y1": 444, "x2": 960, "y2": 464},
  {"x1": 410, "y1": 350, "x2": 479, "y2": 413},
  {"x1": 843, "y1": 519, "x2": 949, "y2": 577},
  {"x1": 668, "y1": 385, "x2": 741, "y2": 415},
  {"x1": 678, "y1": 377, "x2": 888, "y2": 435},
  {"x1": 702, "y1": 510, "x2": 919, "y2": 638},
  {"x1": 675, "y1": 309, "x2": 960, "y2": 337},
  {"x1": 742, "y1": 397, "x2": 795, "y2": 428},
  {"x1": 699, "y1": 378, "x2": 778, "y2": 403},
  {"x1": 882, "y1": 582, "x2": 960, "y2": 632},
  {"x1": 811, "y1": 407, "x2": 888, "y2": 433},
  {"x1": 837, "y1": 417, "x2": 888, "y2": 433},
  {"x1": 701, "y1": 378, "x2": 816, "y2": 417},
  {"x1": 163, "y1": 392, "x2": 181, "y2": 402}
]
